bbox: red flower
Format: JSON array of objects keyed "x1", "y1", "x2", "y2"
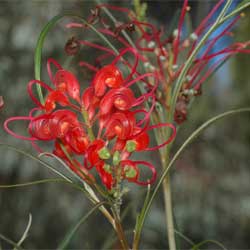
[
  {"x1": 54, "y1": 69, "x2": 81, "y2": 103},
  {"x1": 92, "y1": 64, "x2": 123, "y2": 96},
  {"x1": 96, "y1": 161, "x2": 114, "y2": 190},
  {"x1": 104, "y1": 111, "x2": 135, "y2": 140},
  {"x1": 5, "y1": 54, "x2": 176, "y2": 190},
  {"x1": 99, "y1": 87, "x2": 135, "y2": 116}
]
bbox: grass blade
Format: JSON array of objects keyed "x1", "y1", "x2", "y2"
[
  {"x1": 0, "y1": 234, "x2": 24, "y2": 250},
  {"x1": 14, "y1": 214, "x2": 32, "y2": 250},
  {"x1": 0, "y1": 143, "x2": 72, "y2": 182},
  {"x1": 57, "y1": 201, "x2": 106, "y2": 250},
  {"x1": 192, "y1": 239, "x2": 228, "y2": 250},
  {"x1": 134, "y1": 107, "x2": 250, "y2": 248},
  {"x1": 0, "y1": 178, "x2": 67, "y2": 188}
]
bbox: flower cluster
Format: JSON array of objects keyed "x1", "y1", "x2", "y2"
[
  {"x1": 4, "y1": 51, "x2": 176, "y2": 190},
  {"x1": 66, "y1": 0, "x2": 249, "y2": 124}
]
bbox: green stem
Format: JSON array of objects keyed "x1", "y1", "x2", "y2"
[
  {"x1": 112, "y1": 211, "x2": 130, "y2": 250},
  {"x1": 81, "y1": 109, "x2": 95, "y2": 142},
  {"x1": 114, "y1": 166, "x2": 123, "y2": 218},
  {"x1": 162, "y1": 77, "x2": 176, "y2": 249},
  {"x1": 160, "y1": 129, "x2": 176, "y2": 250},
  {"x1": 162, "y1": 175, "x2": 176, "y2": 250}
]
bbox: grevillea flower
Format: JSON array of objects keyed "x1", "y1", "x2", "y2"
[
  {"x1": 7, "y1": 0, "x2": 248, "y2": 190},
  {"x1": 5, "y1": 48, "x2": 176, "y2": 190},
  {"x1": 92, "y1": 64, "x2": 123, "y2": 96},
  {"x1": 67, "y1": 1, "x2": 249, "y2": 125}
]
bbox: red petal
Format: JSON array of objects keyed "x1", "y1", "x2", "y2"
[
  {"x1": 99, "y1": 87, "x2": 135, "y2": 116},
  {"x1": 81, "y1": 87, "x2": 95, "y2": 110},
  {"x1": 92, "y1": 64, "x2": 123, "y2": 96},
  {"x1": 66, "y1": 158, "x2": 94, "y2": 182},
  {"x1": 44, "y1": 90, "x2": 70, "y2": 113},
  {"x1": 54, "y1": 70, "x2": 80, "y2": 102},
  {"x1": 86, "y1": 139, "x2": 105, "y2": 166},
  {"x1": 49, "y1": 110, "x2": 79, "y2": 138},
  {"x1": 105, "y1": 111, "x2": 135, "y2": 140},
  {"x1": 53, "y1": 140, "x2": 73, "y2": 159},
  {"x1": 113, "y1": 138, "x2": 126, "y2": 151},
  {"x1": 132, "y1": 128, "x2": 150, "y2": 151},
  {"x1": 96, "y1": 161, "x2": 113, "y2": 190},
  {"x1": 65, "y1": 127, "x2": 89, "y2": 154},
  {"x1": 28, "y1": 113, "x2": 54, "y2": 140}
]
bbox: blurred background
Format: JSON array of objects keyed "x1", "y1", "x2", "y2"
[{"x1": 0, "y1": 0, "x2": 250, "y2": 249}]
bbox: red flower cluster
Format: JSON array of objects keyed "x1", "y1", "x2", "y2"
[
  {"x1": 4, "y1": 52, "x2": 176, "y2": 190},
  {"x1": 67, "y1": 1, "x2": 249, "y2": 124}
]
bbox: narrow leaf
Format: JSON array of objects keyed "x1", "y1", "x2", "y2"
[
  {"x1": 57, "y1": 202, "x2": 106, "y2": 250},
  {"x1": 0, "y1": 234, "x2": 24, "y2": 250},
  {"x1": 192, "y1": 239, "x2": 228, "y2": 250},
  {"x1": 0, "y1": 143, "x2": 72, "y2": 182},
  {"x1": 0, "y1": 178, "x2": 66, "y2": 188},
  {"x1": 220, "y1": 0, "x2": 250, "y2": 23},
  {"x1": 134, "y1": 107, "x2": 250, "y2": 247},
  {"x1": 15, "y1": 214, "x2": 32, "y2": 250}
]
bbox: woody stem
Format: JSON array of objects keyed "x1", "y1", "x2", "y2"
[
  {"x1": 162, "y1": 164, "x2": 176, "y2": 250},
  {"x1": 161, "y1": 81, "x2": 177, "y2": 250},
  {"x1": 112, "y1": 207, "x2": 130, "y2": 250}
]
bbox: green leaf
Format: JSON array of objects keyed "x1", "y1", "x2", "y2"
[
  {"x1": 220, "y1": 0, "x2": 250, "y2": 24},
  {"x1": 133, "y1": 184, "x2": 151, "y2": 249},
  {"x1": 0, "y1": 143, "x2": 72, "y2": 182},
  {"x1": 14, "y1": 214, "x2": 32, "y2": 250},
  {"x1": 34, "y1": 14, "x2": 65, "y2": 104},
  {"x1": 0, "y1": 178, "x2": 67, "y2": 188},
  {"x1": 57, "y1": 202, "x2": 106, "y2": 250},
  {"x1": 174, "y1": 229, "x2": 195, "y2": 248},
  {"x1": 192, "y1": 239, "x2": 228, "y2": 250},
  {"x1": 0, "y1": 177, "x2": 95, "y2": 210},
  {"x1": 0, "y1": 234, "x2": 24, "y2": 250},
  {"x1": 134, "y1": 107, "x2": 250, "y2": 248}
]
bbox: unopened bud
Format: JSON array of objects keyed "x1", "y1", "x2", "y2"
[
  {"x1": 113, "y1": 151, "x2": 121, "y2": 166},
  {"x1": 190, "y1": 32, "x2": 198, "y2": 41},
  {"x1": 125, "y1": 140, "x2": 137, "y2": 152},
  {"x1": 144, "y1": 62, "x2": 150, "y2": 68},
  {"x1": 148, "y1": 41, "x2": 156, "y2": 49},
  {"x1": 159, "y1": 55, "x2": 166, "y2": 61},
  {"x1": 124, "y1": 165, "x2": 137, "y2": 178},
  {"x1": 98, "y1": 147, "x2": 111, "y2": 159},
  {"x1": 173, "y1": 29, "x2": 179, "y2": 38},
  {"x1": 186, "y1": 75, "x2": 192, "y2": 82},
  {"x1": 103, "y1": 164, "x2": 112, "y2": 173},
  {"x1": 172, "y1": 64, "x2": 178, "y2": 70},
  {"x1": 240, "y1": 12, "x2": 246, "y2": 18}
]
